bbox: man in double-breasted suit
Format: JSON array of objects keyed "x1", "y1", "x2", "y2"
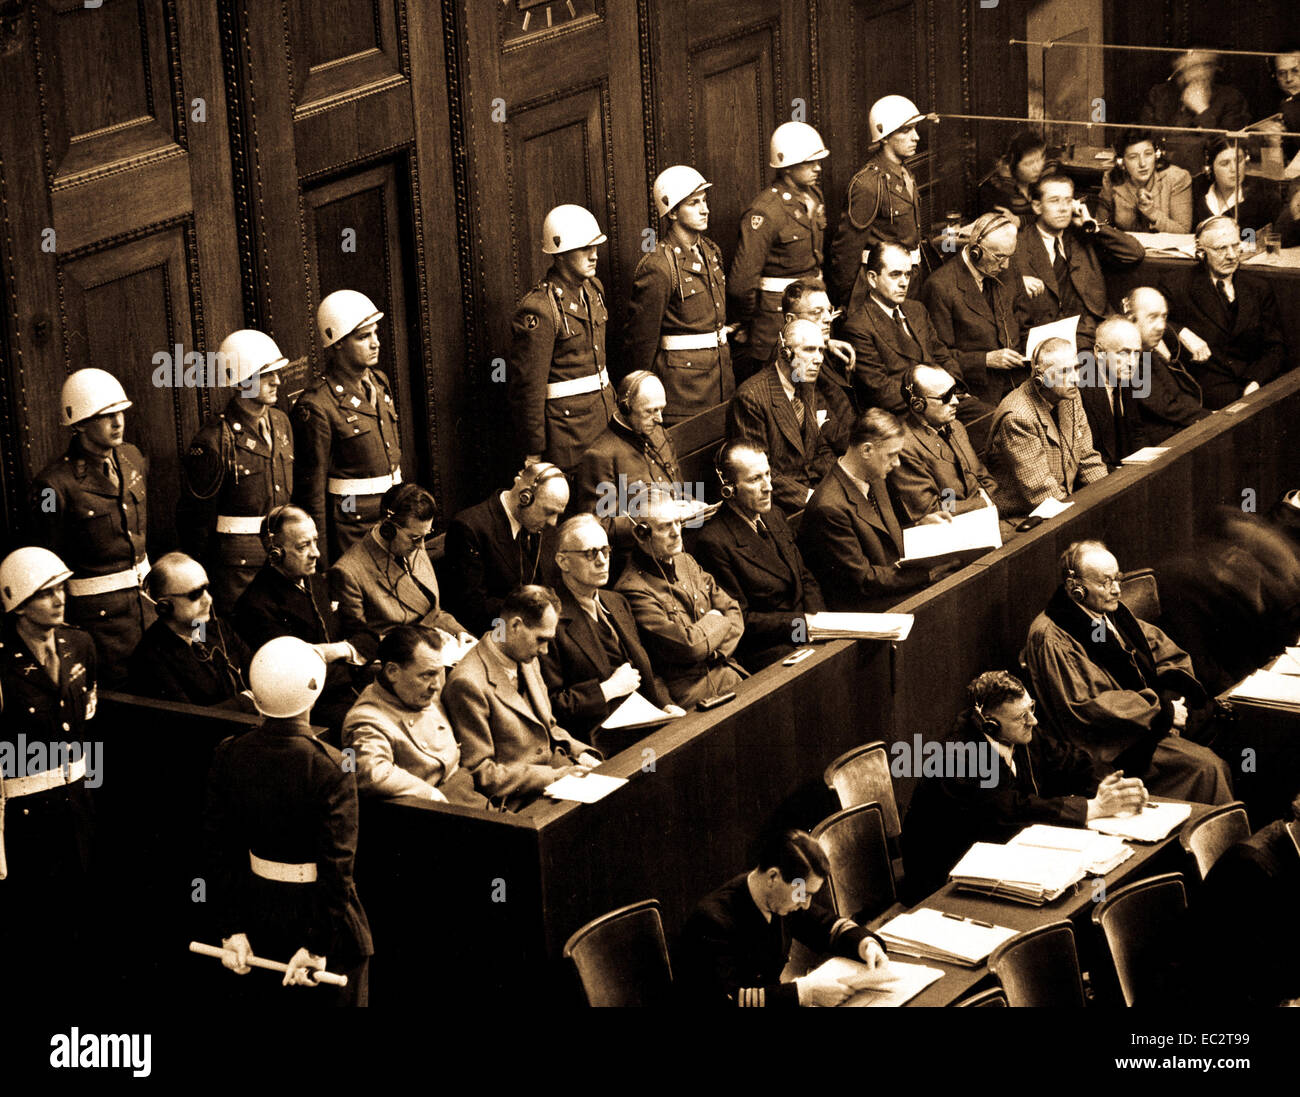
[
  {"x1": 694, "y1": 442, "x2": 824, "y2": 668},
  {"x1": 443, "y1": 585, "x2": 599, "y2": 809}
]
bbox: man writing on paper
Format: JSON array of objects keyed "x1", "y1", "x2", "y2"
[
  {"x1": 678, "y1": 828, "x2": 889, "y2": 1007},
  {"x1": 1022, "y1": 541, "x2": 1233, "y2": 805},
  {"x1": 540, "y1": 515, "x2": 683, "y2": 748},
  {"x1": 903, "y1": 670, "x2": 1148, "y2": 902},
  {"x1": 986, "y1": 338, "x2": 1108, "y2": 518}
]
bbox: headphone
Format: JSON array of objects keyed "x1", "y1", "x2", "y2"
[
  {"x1": 517, "y1": 462, "x2": 565, "y2": 509},
  {"x1": 616, "y1": 370, "x2": 656, "y2": 418},
  {"x1": 377, "y1": 483, "x2": 435, "y2": 542},
  {"x1": 1193, "y1": 215, "x2": 1236, "y2": 262},
  {"x1": 260, "y1": 503, "x2": 297, "y2": 564},
  {"x1": 900, "y1": 365, "x2": 927, "y2": 415},
  {"x1": 967, "y1": 213, "x2": 1015, "y2": 264},
  {"x1": 972, "y1": 702, "x2": 1000, "y2": 736},
  {"x1": 714, "y1": 441, "x2": 736, "y2": 498}
]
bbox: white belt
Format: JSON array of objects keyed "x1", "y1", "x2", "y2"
[
  {"x1": 327, "y1": 469, "x2": 401, "y2": 496},
  {"x1": 4, "y1": 756, "x2": 87, "y2": 798},
  {"x1": 215, "y1": 515, "x2": 265, "y2": 535},
  {"x1": 546, "y1": 368, "x2": 610, "y2": 400},
  {"x1": 66, "y1": 557, "x2": 150, "y2": 598},
  {"x1": 759, "y1": 277, "x2": 796, "y2": 292},
  {"x1": 660, "y1": 331, "x2": 725, "y2": 351},
  {"x1": 249, "y1": 850, "x2": 317, "y2": 884},
  {"x1": 861, "y1": 248, "x2": 922, "y2": 266}
]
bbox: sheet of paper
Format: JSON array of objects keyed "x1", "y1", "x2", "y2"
[
  {"x1": 542, "y1": 773, "x2": 628, "y2": 803},
  {"x1": 1024, "y1": 315, "x2": 1080, "y2": 361},
  {"x1": 842, "y1": 961, "x2": 945, "y2": 1007},
  {"x1": 435, "y1": 633, "x2": 477, "y2": 666},
  {"x1": 877, "y1": 907, "x2": 1019, "y2": 965},
  {"x1": 1228, "y1": 669, "x2": 1300, "y2": 707},
  {"x1": 899, "y1": 504, "x2": 1002, "y2": 565},
  {"x1": 1029, "y1": 496, "x2": 1074, "y2": 519},
  {"x1": 805, "y1": 612, "x2": 914, "y2": 641},
  {"x1": 1272, "y1": 651, "x2": 1300, "y2": 676},
  {"x1": 1087, "y1": 801, "x2": 1190, "y2": 842},
  {"x1": 1129, "y1": 231, "x2": 1198, "y2": 258},
  {"x1": 1121, "y1": 446, "x2": 1170, "y2": 465},
  {"x1": 600, "y1": 690, "x2": 676, "y2": 731}
]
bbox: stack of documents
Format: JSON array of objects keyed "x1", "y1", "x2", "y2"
[
  {"x1": 805, "y1": 612, "x2": 913, "y2": 642},
  {"x1": 804, "y1": 956, "x2": 945, "y2": 1007},
  {"x1": 899, "y1": 504, "x2": 1001, "y2": 567},
  {"x1": 1271, "y1": 648, "x2": 1300, "y2": 676},
  {"x1": 876, "y1": 907, "x2": 1019, "y2": 966},
  {"x1": 1087, "y1": 801, "x2": 1190, "y2": 842},
  {"x1": 1120, "y1": 447, "x2": 1170, "y2": 466},
  {"x1": 948, "y1": 841, "x2": 1087, "y2": 905},
  {"x1": 599, "y1": 691, "x2": 678, "y2": 731},
  {"x1": 1008, "y1": 824, "x2": 1133, "y2": 876},
  {"x1": 1130, "y1": 232, "x2": 1198, "y2": 258},
  {"x1": 1227, "y1": 668, "x2": 1300, "y2": 711}
]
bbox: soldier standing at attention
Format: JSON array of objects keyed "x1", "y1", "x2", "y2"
[
  {"x1": 293, "y1": 290, "x2": 402, "y2": 566},
  {"x1": 509, "y1": 204, "x2": 615, "y2": 473},
  {"x1": 624, "y1": 166, "x2": 735, "y2": 425},
  {"x1": 30, "y1": 369, "x2": 150, "y2": 685},
  {"x1": 729, "y1": 122, "x2": 830, "y2": 384},
  {"x1": 829, "y1": 95, "x2": 932, "y2": 308},
  {"x1": 179, "y1": 329, "x2": 294, "y2": 612}
]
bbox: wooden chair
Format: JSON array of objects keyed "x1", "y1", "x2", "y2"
[
  {"x1": 562, "y1": 899, "x2": 672, "y2": 1006},
  {"x1": 823, "y1": 741, "x2": 900, "y2": 836},
  {"x1": 1091, "y1": 872, "x2": 1187, "y2": 1007},
  {"x1": 954, "y1": 986, "x2": 1008, "y2": 1007},
  {"x1": 987, "y1": 921, "x2": 1085, "y2": 1007},
  {"x1": 810, "y1": 802, "x2": 904, "y2": 928},
  {"x1": 1179, "y1": 801, "x2": 1250, "y2": 881},
  {"x1": 1119, "y1": 567, "x2": 1161, "y2": 622}
]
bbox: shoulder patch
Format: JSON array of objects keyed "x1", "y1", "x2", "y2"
[{"x1": 750, "y1": 214, "x2": 765, "y2": 231}]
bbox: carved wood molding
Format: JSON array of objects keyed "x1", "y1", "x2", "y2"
[{"x1": 635, "y1": 0, "x2": 658, "y2": 183}]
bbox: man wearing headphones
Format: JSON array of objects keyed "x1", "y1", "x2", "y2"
[
  {"x1": 444, "y1": 464, "x2": 570, "y2": 635},
  {"x1": 1022, "y1": 540, "x2": 1234, "y2": 805},
  {"x1": 1159, "y1": 215, "x2": 1287, "y2": 409},
  {"x1": 902, "y1": 670, "x2": 1147, "y2": 903},
  {"x1": 920, "y1": 212, "x2": 1033, "y2": 408},
  {"x1": 780, "y1": 279, "x2": 857, "y2": 455},
  {"x1": 329, "y1": 484, "x2": 470, "y2": 651},
  {"x1": 985, "y1": 337, "x2": 1108, "y2": 518},
  {"x1": 1122, "y1": 286, "x2": 1211, "y2": 443},
  {"x1": 694, "y1": 441, "x2": 824, "y2": 669},
  {"x1": 727, "y1": 318, "x2": 837, "y2": 516},
  {"x1": 126, "y1": 552, "x2": 253, "y2": 709},
  {"x1": 615, "y1": 489, "x2": 746, "y2": 708},
  {"x1": 1079, "y1": 316, "x2": 1148, "y2": 469}
]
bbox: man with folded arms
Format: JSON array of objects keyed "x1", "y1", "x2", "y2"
[
  {"x1": 1021, "y1": 540, "x2": 1233, "y2": 804},
  {"x1": 342, "y1": 626, "x2": 486, "y2": 807},
  {"x1": 678, "y1": 828, "x2": 889, "y2": 1007}
]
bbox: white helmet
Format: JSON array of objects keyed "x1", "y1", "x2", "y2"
[
  {"x1": 768, "y1": 122, "x2": 829, "y2": 169},
  {"x1": 248, "y1": 636, "x2": 327, "y2": 719},
  {"x1": 652, "y1": 166, "x2": 711, "y2": 216},
  {"x1": 217, "y1": 330, "x2": 288, "y2": 387},
  {"x1": 317, "y1": 290, "x2": 384, "y2": 349},
  {"x1": 541, "y1": 205, "x2": 607, "y2": 255},
  {"x1": 868, "y1": 95, "x2": 926, "y2": 142},
  {"x1": 0, "y1": 546, "x2": 73, "y2": 613},
  {"x1": 61, "y1": 368, "x2": 132, "y2": 427}
]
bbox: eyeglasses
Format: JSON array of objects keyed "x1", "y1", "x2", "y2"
[
  {"x1": 1083, "y1": 573, "x2": 1122, "y2": 590},
  {"x1": 560, "y1": 546, "x2": 610, "y2": 562},
  {"x1": 1203, "y1": 242, "x2": 1241, "y2": 255},
  {"x1": 1004, "y1": 700, "x2": 1037, "y2": 726},
  {"x1": 169, "y1": 583, "x2": 210, "y2": 602},
  {"x1": 926, "y1": 385, "x2": 963, "y2": 405}
]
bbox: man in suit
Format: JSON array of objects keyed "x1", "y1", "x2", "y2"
[
  {"x1": 443, "y1": 585, "x2": 599, "y2": 809},
  {"x1": 798, "y1": 408, "x2": 952, "y2": 612},
  {"x1": 540, "y1": 515, "x2": 683, "y2": 748},
  {"x1": 726, "y1": 318, "x2": 836, "y2": 515},
  {"x1": 781, "y1": 280, "x2": 857, "y2": 454},
  {"x1": 329, "y1": 483, "x2": 469, "y2": 647},
  {"x1": 1122, "y1": 286, "x2": 1211, "y2": 443},
  {"x1": 986, "y1": 338, "x2": 1108, "y2": 518},
  {"x1": 1160, "y1": 215, "x2": 1288, "y2": 409},
  {"x1": 443, "y1": 464, "x2": 569, "y2": 635},
  {"x1": 342, "y1": 625, "x2": 486, "y2": 807},
  {"x1": 1013, "y1": 172, "x2": 1145, "y2": 350},
  {"x1": 694, "y1": 442, "x2": 825, "y2": 669},
  {"x1": 615, "y1": 490, "x2": 746, "y2": 708},
  {"x1": 841, "y1": 243, "x2": 981, "y2": 418},
  {"x1": 1079, "y1": 316, "x2": 1148, "y2": 469},
  {"x1": 919, "y1": 213, "x2": 1033, "y2": 407},
  {"x1": 891, "y1": 365, "x2": 1001, "y2": 526}
]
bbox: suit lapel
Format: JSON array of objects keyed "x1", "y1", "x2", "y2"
[
  {"x1": 957, "y1": 261, "x2": 995, "y2": 325},
  {"x1": 562, "y1": 597, "x2": 612, "y2": 680},
  {"x1": 725, "y1": 506, "x2": 793, "y2": 583},
  {"x1": 520, "y1": 658, "x2": 553, "y2": 728},
  {"x1": 765, "y1": 368, "x2": 807, "y2": 455},
  {"x1": 866, "y1": 472, "x2": 904, "y2": 550},
  {"x1": 1024, "y1": 231, "x2": 1060, "y2": 301},
  {"x1": 834, "y1": 465, "x2": 888, "y2": 539},
  {"x1": 480, "y1": 643, "x2": 545, "y2": 728}
]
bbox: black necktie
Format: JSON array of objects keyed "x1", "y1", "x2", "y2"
[
  {"x1": 1112, "y1": 386, "x2": 1132, "y2": 460},
  {"x1": 1215, "y1": 278, "x2": 1234, "y2": 312},
  {"x1": 982, "y1": 276, "x2": 998, "y2": 318},
  {"x1": 753, "y1": 517, "x2": 770, "y2": 539},
  {"x1": 1052, "y1": 238, "x2": 1069, "y2": 285},
  {"x1": 892, "y1": 307, "x2": 916, "y2": 349},
  {"x1": 520, "y1": 531, "x2": 540, "y2": 581},
  {"x1": 939, "y1": 425, "x2": 968, "y2": 481}
]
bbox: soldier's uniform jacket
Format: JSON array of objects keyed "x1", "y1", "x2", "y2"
[
  {"x1": 830, "y1": 150, "x2": 922, "y2": 305},
  {"x1": 179, "y1": 394, "x2": 294, "y2": 608},
  {"x1": 728, "y1": 183, "x2": 827, "y2": 364},
  {"x1": 292, "y1": 367, "x2": 401, "y2": 563},
  {"x1": 508, "y1": 268, "x2": 615, "y2": 470},
  {"x1": 624, "y1": 236, "x2": 734, "y2": 424}
]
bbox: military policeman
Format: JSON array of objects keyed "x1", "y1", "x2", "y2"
[
  {"x1": 728, "y1": 122, "x2": 830, "y2": 383},
  {"x1": 179, "y1": 329, "x2": 294, "y2": 612},
  {"x1": 202, "y1": 636, "x2": 373, "y2": 1005},
  {"x1": 624, "y1": 166, "x2": 735, "y2": 425},
  {"x1": 829, "y1": 95, "x2": 933, "y2": 307},
  {"x1": 0, "y1": 547, "x2": 98, "y2": 999},
  {"x1": 293, "y1": 290, "x2": 402, "y2": 566},
  {"x1": 509, "y1": 204, "x2": 616, "y2": 472},
  {"x1": 30, "y1": 369, "x2": 150, "y2": 685}
]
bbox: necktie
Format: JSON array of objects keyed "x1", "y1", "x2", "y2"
[
  {"x1": 1052, "y1": 238, "x2": 1069, "y2": 285},
  {"x1": 103, "y1": 457, "x2": 120, "y2": 491},
  {"x1": 1112, "y1": 386, "x2": 1131, "y2": 459},
  {"x1": 790, "y1": 390, "x2": 806, "y2": 429},
  {"x1": 892, "y1": 307, "x2": 915, "y2": 347},
  {"x1": 754, "y1": 517, "x2": 770, "y2": 539},
  {"x1": 515, "y1": 661, "x2": 540, "y2": 720},
  {"x1": 982, "y1": 275, "x2": 998, "y2": 318},
  {"x1": 257, "y1": 415, "x2": 272, "y2": 447},
  {"x1": 520, "y1": 530, "x2": 540, "y2": 581},
  {"x1": 939, "y1": 425, "x2": 968, "y2": 481},
  {"x1": 361, "y1": 374, "x2": 377, "y2": 407},
  {"x1": 38, "y1": 640, "x2": 60, "y2": 684},
  {"x1": 1215, "y1": 278, "x2": 1234, "y2": 310}
]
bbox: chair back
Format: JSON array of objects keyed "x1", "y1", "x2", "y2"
[
  {"x1": 955, "y1": 987, "x2": 1008, "y2": 1007},
  {"x1": 1180, "y1": 801, "x2": 1250, "y2": 881},
  {"x1": 1091, "y1": 872, "x2": 1187, "y2": 1007},
  {"x1": 1119, "y1": 567, "x2": 1161, "y2": 622},
  {"x1": 823, "y1": 742, "x2": 900, "y2": 837},
  {"x1": 987, "y1": 921, "x2": 1085, "y2": 1007},
  {"x1": 811, "y1": 802, "x2": 896, "y2": 923},
  {"x1": 562, "y1": 899, "x2": 672, "y2": 1006}
]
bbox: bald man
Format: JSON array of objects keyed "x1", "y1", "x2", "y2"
[
  {"x1": 726, "y1": 318, "x2": 836, "y2": 515},
  {"x1": 1079, "y1": 316, "x2": 1148, "y2": 469}
]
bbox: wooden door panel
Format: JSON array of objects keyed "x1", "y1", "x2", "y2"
[{"x1": 285, "y1": 0, "x2": 402, "y2": 113}]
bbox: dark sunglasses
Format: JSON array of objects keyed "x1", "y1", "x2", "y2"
[{"x1": 170, "y1": 583, "x2": 210, "y2": 602}]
